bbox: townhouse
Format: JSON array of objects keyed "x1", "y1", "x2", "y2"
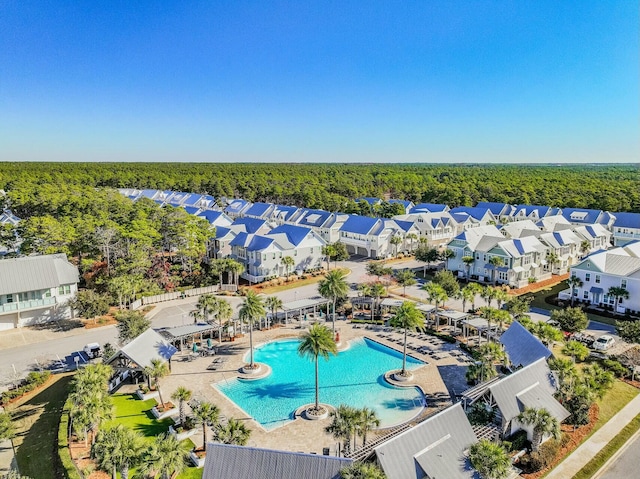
[
  {"x1": 611, "y1": 212, "x2": 640, "y2": 246},
  {"x1": 0, "y1": 254, "x2": 79, "y2": 330},
  {"x1": 511, "y1": 204, "x2": 561, "y2": 222},
  {"x1": 392, "y1": 212, "x2": 458, "y2": 246}
]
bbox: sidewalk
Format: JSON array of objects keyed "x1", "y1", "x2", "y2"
[{"x1": 545, "y1": 392, "x2": 640, "y2": 479}]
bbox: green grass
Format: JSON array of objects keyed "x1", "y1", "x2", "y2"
[
  {"x1": 594, "y1": 381, "x2": 639, "y2": 430},
  {"x1": 108, "y1": 393, "x2": 201, "y2": 479},
  {"x1": 10, "y1": 374, "x2": 74, "y2": 479},
  {"x1": 572, "y1": 413, "x2": 640, "y2": 479}
]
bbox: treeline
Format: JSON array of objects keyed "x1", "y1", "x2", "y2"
[{"x1": 1, "y1": 162, "x2": 638, "y2": 213}]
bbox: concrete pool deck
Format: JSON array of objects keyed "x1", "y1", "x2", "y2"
[{"x1": 158, "y1": 321, "x2": 459, "y2": 455}]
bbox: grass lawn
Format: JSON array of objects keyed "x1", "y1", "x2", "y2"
[
  {"x1": 10, "y1": 373, "x2": 74, "y2": 479},
  {"x1": 593, "y1": 381, "x2": 639, "y2": 430},
  {"x1": 108, "y1": 393, "x2": 201, "y2": 479},
  {"x1": 572, "y1": 413, "x2": 640, "y2": 479}
]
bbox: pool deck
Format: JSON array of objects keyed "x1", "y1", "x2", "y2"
[{"x1": 159, "y1": 321, "x2": 463, "y2": 455}]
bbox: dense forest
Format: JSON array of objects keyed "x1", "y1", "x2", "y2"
[
  {"x1": 1, "y1": 163, "x2": 638, "y2": 213},
  {"x1": 0, "y1": 162, "x2": 637, "y2": 305}
]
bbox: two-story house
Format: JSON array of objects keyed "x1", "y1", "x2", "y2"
[
  {"x1": 229, "y1": 224, "x2": 326, "y2": 282},
  {"x1": 449, "y1": 206, "x2": 497, "y2": 227},
  {"x1": 475, "y1": 202, "x2": 516, "y2": 223},
  {"x1": 511, "y1": 205, "x2": 561, "y2": 222},
  {"x1": 562, "y1": 241, "x2": 640, "y2": 314},
  {"x1": 573, "y1": 224, "x2": 612, "y2": 254},
  {"x1": 409, "y1": 203, "x2": 449, "y2": 214},
  {"x1": 611, "y1": 212, "x2": 640, "y2": 246},
  {"x1": 392, "y1": 212, "x2": 458, "y2": 246},
  {"x1": 561, "y1": 208, "x2": 616, "y2": 230},
  {"x1": 224, "y1": 199, "x2": 252, "y2": 219},
  {"x1": 0, "y1": 254, "x2": 79, "y2": 330},
  {"x1": 338, "y1": 215, "x2": 402, "y2": 259}
]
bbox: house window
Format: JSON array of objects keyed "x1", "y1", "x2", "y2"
[
  {"x1": 595, "y1": 275, "x2": 601, "y2": 284},
  {"x1": 583, "y1": 291, "x2": 589, "y2": 299},
  {"x1": 58, "y1": 285, "x2": 71, "y2": 295},
  {"x1": 6, "y1": 294, "x2": 13, "y2": 303},
  {"x1": 585, "y1": 273, "x2": 591, "y2": 282},
  {"x1": 44, "y1": 290, "x2": 51, "y2": 298},
  {"x1": 622, "y1": 280, "x2": 627, "y2": 289}
]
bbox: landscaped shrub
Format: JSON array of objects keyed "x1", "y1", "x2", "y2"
[
  {"x1": 504, "y1": 430, "x2": 530, "y2": 452},
  {"x1": 1, "y1": 371, "x2": 51, "y2": 405},
  {"x1": 58, "y1": 400, "x2": 82, "y2": 479},
  {"x1": 601, "y1": 358, "x2": 629, "y2": 378},
  {"x1": 521, "y1": 438, "x2": 561, "y2": 472},
  {"x1": 466, "y1": 403, "x2": 495, "y2": 425}
]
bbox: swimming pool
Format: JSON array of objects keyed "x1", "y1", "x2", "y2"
[{"x1": 214, "y1": 337, "x2": 425, "y2": 430}]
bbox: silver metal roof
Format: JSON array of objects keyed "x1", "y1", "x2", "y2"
[
  {"x1": 375, "y1": 404, "x2": 480, "y2": 479},
  {"x1": 380, "y1": 298, "x2": 404, "y2": 307},
  {"x1": 282, "y1": 297, "x2": 330, "y2": 311},
  {"x1": 158, "y1": 324, "x2": 219, "y2": 340},
  {"x1": 500, "y1": 321, "x2": 552, "y2": 368},
  {"x1": 0, "y1": 253, "x2": 79, "y2": 295},
  {"x1": 202, "y1": 443, "x2": 352, "y2": 479},
  {"x1": 106, "y1": 328, "x2": 177, "y2": 370}
]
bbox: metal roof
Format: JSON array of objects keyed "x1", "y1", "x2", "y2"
[
  {"x1": 499, "y1": 321, "x2": 552, "y2": 368},
  {"x1": 297, "y1": 209, "x2": 332, "y2": 227},
  {"x1": 380, "y1": 298, "x2": 404, "y2": 307},
  {"x1": 282, "y1": 297, "x2": 330, "y2": 311},
  {"x1": 613, "y1": 212, "x2": 640, "y2": 229},
  {"x1": 106, "y1": 328, "x2": 177, "y2": 370},
  {"x1": 375, "y1": 404, "x2": 479, "y2": 479},
  {"x1": 0, "y1": 254, "x2": 79, "y2": 295},
  {"x1": 202, "y1": 443, "x2": 352, "y2": 479},
  {"x1": 268, "y1": 224, "x2": 312, "y2": 246},
  {"x1": 438, "y1": 310, "x2": 469, "y2": 321},
  {"x1": 232, "y1": 217, "x2": 269, "y2": 234},
  {"x1": 158, "y1": 324, "x2": 220, "y2": 341},
  {"x1": 410, "y1": 203, "x2": 448, "y2": 213},
  {"x1": 340, "y1": 215, "x2": 379, "y2": 235},
  {"x1": 244, "y1": 202, "x2": 273, "y2": 217}
]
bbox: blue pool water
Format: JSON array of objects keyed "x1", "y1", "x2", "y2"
[{"x1": 214, "y1": 337, "x2": 425, "y2": 430}]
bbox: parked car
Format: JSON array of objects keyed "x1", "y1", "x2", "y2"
[
  {"x1": 592, "y1": 335, "x2": 615, "y2": 351},
  {"x1": 83, "y1": 342, "x2": 102, "y2": 359},
  {"x1": 573, "y1": 332, "x2": 595, "y2": 347}
]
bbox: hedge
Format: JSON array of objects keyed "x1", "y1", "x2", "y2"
[
  {"x1": 58, "y1": 400, "x2": 82, "y2": 479},
  {"x1": 1, "y1": 371, "x2": 51, "y2": 405}
]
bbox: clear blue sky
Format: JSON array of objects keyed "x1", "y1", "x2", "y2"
[{"x1": 1, "y1": 0, "x2": 638, "y2": 163}]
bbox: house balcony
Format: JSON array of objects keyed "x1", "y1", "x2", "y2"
[{"x1": 0, "y1": 297, "x2": 57, "y2": 314}]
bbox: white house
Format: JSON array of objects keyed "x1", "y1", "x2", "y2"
[
  {"x1": 338, "y1": 215, "x2": 400, "y2": 259},
  {"x1": 475, "y1": 202, "x2": 516, "y2": 223},
  {"x1": 449, "y1": 207, "x2": 497, "y2": 227},
  {"x1": 561, "y1": 208, "x2": 616, "y2": 230},
  {"x1": 0, "y1": 254, "x2": 79, "y2": 330},
  {"x1": 612, "y1": 212, "x2": 640, "y2": 246},
  {"x1": 290, "y1": 209, "x2": 347, "y2": 243},
  {"x1": 511, "y1": 205, "x2": 561, "y2": 222},
  {"x1": 573, "y1": 224, "x2": 612, "y2": 254},
  {"x1": 561, "y1": 241, "x2": 640, "y2": 314},
  {"x1": 230, "y1": 224, "x2": 326, "y2": 282},
  {"x1": 210, "y1": 217, "x2": 273, "y2": 259},
  {"x1": 392, "y1": 212, "x2": 458, "y2": 246}
]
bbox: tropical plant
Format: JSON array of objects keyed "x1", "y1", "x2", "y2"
[
  {"x1": 318, "y1": 269, "x2": 349, "y2": 335},
  {"x1": 566, "y1": 275, "x2": 583, "y2": 307},
  {"x1": 440, "y1": 248, "x2": 455, "y2": 270},
  {"x1": 390, "y1": 302, "x2": 425, "y2": 376},
  {"x1": 422, "y1": 282, "x2": 447, "y2": 331},
  {"x1": 607, "y1": 286, "x2": 630, "y2": 313},
  {"x1": 394, "y1": 269, "x2": 417, "y2": 296},
  {"x1": 265, "y1": 295, "x2": 283, "y2": 329},
  {"x1": 91, "y1": 424, "x2": 143, "y2": 479},
  {"x1": 213, "y1": 298, "x2": 233, "y2": 342},
  {"x1": 432, "y1": 269, "x2": 460, "y2": 297},
  {"x1": 617, "y1": 319, "x2": 640, "y2": 344},
  {"x1": 462, "y1": 255, "x2": 475, "y2": 280},
  {"x1": 281, "y1": 255, "x2": 295, "y2": 279},
  {"x1": 339, "y1": 462, "x2": 387, "y2": 479},
  {"x1": 298, "y1": 323, "x2": 338, "y2": 412},
  {"x1": 144, "y1": 359, "x2": 170, "y2": 408},
  {"x1": 0, "y1": 412, "x2": 15, "y2": 441},
  {"x1": 139, "y1": 433, "x2": 188, "y2": 479},
  {"x1": 479, "y1": 307, "x2": 499, "y2": 343},
  {"x1": 562, "y1": 341, "x2": 589, "y2": 363},
  {"x1": 516, "y1": 407, "x2": 561, "y2": 452},
  {"x1": 550, "y1": 307, "x2": 588, "y2": 333},
  {"x1": 171, "y1": 386, "x2": 193, "y2": 425},
  {"x1": 325, "y1": 404, "x2": 358, "y2": 455},
  {"x1": 215, "y1": 418, "x2": 251, "y2": 445},
  {"x1": 488, "y1": 256, "x2": 504, "y2": 285},
  {"x1": 532, "y1": 322, "x2": 563, "y2": 347},
  {"x1": 370, "y1": 283, "x2": 386, "y2": 320},
  {"x1": 469, "y1": 439, "x2": 511, "y2": 479},
  {"x1": 545, "y1": 251, "x2": 559, "y2": 273},
  {"x1": 114, "y1": 310, "x2": 151, "y2": 344},
  {"x1": 357, "y1": 407, "x2": 380, "y2": 446},
  {"x1": 582, "y1": 363, "x2": 615, "y2": 399},
  {"x1": 580, "y1": 240, "x2": 591, "y2": 257},
  {"x1": 460, "y1": 285, "x2": 476, "y2": 313},
  {"x1": 196, "y1": 293, "x2": 217, "y2": 322},
  {"x1": 238, "y1": 290, "x2": 266, "y2": 369},
  {"x1": 505, "y1": 295, "x2": 532, "y2": 320},
  {"x1": 414, "y1": 245, "x2": 439, "y2": 276},
  {"x1": 192, "y1": 401, "x2": 220, "y2": 448}
]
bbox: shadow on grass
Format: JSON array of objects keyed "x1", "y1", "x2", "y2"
[{"x1": 12, "y1": 374, "x2": 73, "y2": 479}]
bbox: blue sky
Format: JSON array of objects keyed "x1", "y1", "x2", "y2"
[{"x1": 1, "y1": 0, "x2": 637, "y2": 163}]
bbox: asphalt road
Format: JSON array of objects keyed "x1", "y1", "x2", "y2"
[{"x1": 595, "y1": 429, "x2": 640, "y2": 479}]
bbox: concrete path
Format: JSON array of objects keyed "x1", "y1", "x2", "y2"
[{"x1": 545, "y1": 392, "x2": 640, "y2": 479}]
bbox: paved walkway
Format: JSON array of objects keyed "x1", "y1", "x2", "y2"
[{"x1": 545, "y1": 392, "x2": 640, "y2": 479}]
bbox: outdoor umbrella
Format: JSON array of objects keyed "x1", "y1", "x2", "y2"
[
  {"x1": 192, "y1": 342, "x2": 198, "y2": 353},
  {"x1": 207, "y1": 338, "x2": 212, "y2": 349}
]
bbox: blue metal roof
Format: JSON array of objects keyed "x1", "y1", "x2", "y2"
[
  {"x1": 393, "y1": 220, "x2": 414, "y2": 232},
  {"x1": 388, "y1": 199, "x2": 412, "y2": 208},
  {"x1": 244, "y1": 202, "x2": 273, "y2": 217},
  {"x1": 224, "y1": 199, "x2": 250, "y2": 214},
  {"x1": 475, "y1": 202, "x2": 512, "y2": 215},
  {"x1": 356, "y1": 197, "x2": 381, "y2": 205},
  {"x1": 233, "y1": 217, "x2": 267, "y2": 234},
  {"x1": 500, "y1": 321, "x2": 551, "y2": 368},
  {"x1": 451, "y1": 213, "x2": 474, "y2": 223},
  {"x1": 514, "y1": 204, "x2": 556, "y2": 217},
  {"x1": 214, "y1": 227, "x2": 231, "y2": 239},
  {"x1": 410, "y1": 203, "x2": 448, "y2": 213},
  {"x1": 141, "y1": 189, "x2": 159, "y2": 199},
  {"x1": 513, "y1": 239, "x2": 526, "y2": 255},
  {"x1": 450, "y1": 206, "x2": 491, "y2": 221},
  {"x1": 340, "y1": 215, "x2": 378, "y2": 235},
  {"x1": 166, "y1": 191, "x2": 190, "y2": 205},
  {"x1": 273, "y1": 204, "x2": 299, "y2": 221},
  {"x1": 247, "y1": 235, "x2": 275, "y2": 252},
  {"x1": 184, "y1": 206, "x2": 200, "y2": 215},
  {"x1": 297, "y1": 209, "x2": 332, "y2": 227},
  {"x1": 561, "y1": 208, "x2": 603, "y2": 224},
  {"x1": 183, "y1": 193, "x2": 203, "y2": 206},
  {"x1": 613, "y1": 212, "x2": 640, "y2": 229},
  {"x1": 198, "y1": 210, "x2": 224, "y2": 223},
  {"x1": 268, "y1": 224, "x2": 311, "y2": 246}
]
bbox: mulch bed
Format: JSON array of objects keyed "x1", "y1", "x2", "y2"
[
  {"x1": 510, "y1": 273, "x2": 569, "y2": 296},
  {"x1": 520, "y1": 403, "x2": 599, "y2": 479}
]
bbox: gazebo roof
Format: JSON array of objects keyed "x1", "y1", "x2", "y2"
[
  {"x1": 281, "y1": 297, "x2": 329, "y2": 312},
  {"x1": 461, "y1": 316, "x2": 489, "y2": 330},
  {"x1": 105, "y1": 329, "x2": 177, "y2": 371},
  {"x1": 158, "y1": 323, "x2": 219, "y2": 341},
  {"x1": 437, "y1": 310, "x2": 469, "y2": 321},
  {"x1": 380, "y1": 298, "x2": 404, "y2": 308}
]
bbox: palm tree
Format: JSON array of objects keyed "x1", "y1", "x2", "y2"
[
  {"x1": 462, "y1": 255, "x2": 475, "y2": 280},
  {"x1": 390, "y1": 302, "x2": 425, "y2": 376},
  {"x1": 516, "y1": 407, "x2": 561, "y2": 452},
  {"x1": 71, "y1": 392, "x2": 114, "y2": 446},
  {"x1": 422, "y1": 282, "x2": 447, "y2": 331},
  {"x1": 92, "y1": 424, "x2": 143, "y2": 479},
  {"x1": 469, "y1": 439, "x2": 511, "y2": 479},
  {"x1": 608, "y1": 286, "x2": 629, "y2": 313},
  {"x1": 226, "y1": 259, "x2": 245, "y2": 286},
  {"x1": 281, "y1": 255, "x2": 295, "y2": 280},
  {"x1": 394, "y1": 269, "x2": 417, "y2": 296},
  {"x1": 216, "y1": 418, "x2": 251, "y2": 445},
  {"x1": 357, "y1": 407, "x2": 380, "y2": 446},
  {"x1": 580, "y1": 240, "x2": 591, "y2": 258},
  {"x1": 171, "y1": 386, "x2": 192, "y2": 425},
  {"x1": 189, "y1": 308, "x2": 204, "y2": 324},
  {"x1": 340, "y1": 463, "x2": 387, "y2": 479},
  {"x1": 440, "y1": 248, "x2": 455, "y2": 270},
  {"x1": 318, "y1": 269, "x2": 349, "y2": 335},
  {"x1": 370, "y1": 283, "x2": 386, "y2": 321},
  {"x1": 322, "y1": 244, "x2": 335, "y2": 271},
  {"x1": 192, "y1": 401, "x2": 220, "y2": 448},
  {"x1": 144, "y1": 359, "x2": 170, "y2": 408},
  {"x1": 265, "y1": 295, "x2": 283, "y2": 329},
  {"x1": 0, "y1": 412, "x2": 15, "y2": 442},
  {"x1": 197, "y1": 293, "x2": 217, "y2": 322},
  {"x1": 214, "y1": 298, "x2": 233, "y2": 343},
  {"x1": 406, "y1": 232, "x2": 418, "y2": 252},
  {"x1": 479, "y1": 307, "x2": 498, "y2": 343},
  {"x1": 460, "y1": 285, "x2": 476, "y2": 314},
  {"x1": 238, "y1": 290, "x2": 266, "y2": 369},
  {"x1": 480, "y1": 286, "x2": 493, "y2": 307},
  {"x1": 546, "y1": 251, "x2": 559, "y2": 274},
  {"x1": 298, "y1": 323, "x2": 338, "y2": 412},
  {"x1": 357, "y1": 283, "x2": 374, "y2": 321},
  {"x1": 390, "y1": 235, "x2": 403, "y2": 257},
  {"x1": 325, "y1": 404, "x2": 358, "y2": 456},
  {"x1": 566, "y1": 275, "x2": 583, "y2": 307},
  {"x1": 488, "y1": 256, "x2": 504, "y2": 285},
  {"x1": 140, "y1": 433, "x2": 188, "y2": 479},
  {"x1": 493, "y1": 288, "x2": 508, "y2": 310}
]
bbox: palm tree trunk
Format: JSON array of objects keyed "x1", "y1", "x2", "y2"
[
  {"x1": 157, "y1": 385, "x2": 165, "y2": 408},
  {"x1": 249, "y1": 320, "x2": 254, "y2": 367},
  {"x1": 570, "y1": 288, "x2": 575, "y2": 307},
  {"x1": 332, "y1": 299, "x2": 337, "y2": 335},
  {"x1": 402, "y1": 328, "x2": 407, "y2": 374},
  {"x1": 314, "y1": 357, "x2": 319, "y2": 410},
  {"x1": 121, "y1": 465, "x2": 129, "y2": 479},
  {"x1": 113, "y1": 465, "x2": 117, "y2": 479}
]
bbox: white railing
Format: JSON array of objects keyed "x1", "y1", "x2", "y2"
[
  {"x1": 129, "y1": 285, "x2": 223, "y2": 309},
  {"x1": 0, "y1": 296, "x2": 57, "y2": 314}
]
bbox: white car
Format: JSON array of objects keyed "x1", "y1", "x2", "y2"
[
  {"x1": 593, "y1": 335, "x2": 615, "y2": 351},
  {"x1": 83, "y1": 342, "x2": 102, "y2": 359}
]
